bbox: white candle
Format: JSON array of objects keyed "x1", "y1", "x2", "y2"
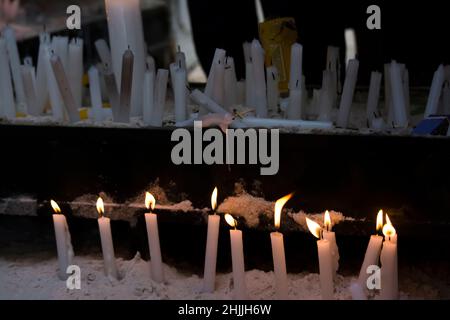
[
  {"x1": 318, "y1": 71, "x2": 333, "y2": 122},
  {"x1": 270, "y1": 193, "x2": 293, "y2": 300},
  {"x1": 21, "y1": 63, "x2": 39, "y2": 116},
  {"x1": 224, "y1": 57, "x2": 238, "y2": 111},
  {"x1": 118, "y1": 48, "x2": 134, "y2": 123},
  {"x1": 190, "y1": 89, "x2": 230, "y2": 115},
  {"x1": 243, "y1": 42, "x2": 255, "y2": 108},
  {"x1": 306, "y1": 217, "x2": 334, "y2": 300},
  {"x1": 88, "y1": 66, "x2": 104, "y2": 121},
  {"x1": 336, "y1": 59, "x2": 359, "y2": 128},
  {"x1": 51, "y1": 36, "x2": 69, "y2": 70},
  {"x1": 36, "y1": 32, "x2": 50, "y2": 114},
  {"x1": 424, "y1": 64, "x2": 445, "y2": 118},
  {"x1": 358, "y1": 210, "x2": 384, "y2": 291},
  {"x1": 173, "y1": 65, "x2": 187, "y2": 122},
  {"x1": 144, "y1": 192, "x2": 164, "y2": 283},
  {"x1": 344, "y1": 28, "x2": 357, "y2": 68},
  {"x1": 322, "y1": 211, "x2": 340, "y2": 280},
  {"x1": 0, "y1": 38, "x2": 16, "y2": 119},
  {"x1": 68, "y1": 38, "x2": 84, "y2": 109},
  {"x1": 3, "y1": 27, "x2": 26, "y2": 111},
  {"x1": 251, "y1": 40, "x2": 267, "y2": 118},
  {"x1": 204, "y1": 48, "x2": 226, "y2": 113},
  {"x1": 94, "y1": 39, "x2": 113, "y2": 67},
  {"x1": 50, "y1": 54, "x2": 80, "y2": 123},
  {"x1": 380, "y1": 215, "x2": 398, "y2": 300},
  {"x1": 366, "y1": 71, "x2": 382, "y2": 123},
  {"x1": 96, "y1": 197, "x2": 119, "y2": 279},
  {"x1": 225, "y1": 214, "x2": 248, "y2": 300},
  {"x1": 203, "y1": 187, "x2": 220, "y2": 293},
  {"x1": 266, "y1": 66, "x2": 279, "y2": 113},
  {"x1": 231, "y1": 117, "x2": 333, "y2": 130},
  {"x1": 289, "y1": 43, "x2": 303, "y2": 92},
  {"x1": 50, "y1": 200, "x2": 74, "y2": 280},
  {"x1": 389, "y1": 61, "x2": 408, "y2": 127},
  {"x1": 326, "y1": 46, "x2": 340, "y2": 103},
  {"x1": 149, "y1": 69, "x2": 169, "y2": 127},
  {"x1": 142, "y1": 68, "x2": 155, "y2": 125},
  {"x1": 105, "y1": 0, "x2": 146, "y2": 117},
  {"x1": 286, "y1": 85, "x2": 303, "y2": 119}
]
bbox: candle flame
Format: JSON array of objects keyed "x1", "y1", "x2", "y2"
[
  {"x1": 382, "y1": 214, "x2": 396, "y2": 239},
  {"x1": 306, "y1": 217, "x2": 321, "y2": 239},
  {"x1": 50, "y1": 200, "x2": 61, "y2": 214},
  {"x1": 225, "y1": 213, "x2": 237, "y2": 228},
  {"x1": 96, "y1": 197, "x2": 104, "y2": 218},
  {"x1": 324, "y1": 210, "x2": 331, "y2": 231},
  {"x1": 376, "y1": 209, "x2": 384, "y2": 232},
  {"x1": 211, "y1": 187, "x2": 218, "y2": 211},
  {"x1": 145, "y1": 192, "x2": 156, "y2": 211},
  {"x1": 274, "y1": 193, "x2": 293, "y2": 229}
]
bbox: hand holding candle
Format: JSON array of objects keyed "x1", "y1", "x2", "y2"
[
  {"x1": 203, "y1": 187, "x2": 220, "y2": 292},
  {"x1": 145, "y1": 192, "x2": 164, "y2": 283},
  {"x1": 51, "y1": 200, "x2": 74, "y2": 280}
]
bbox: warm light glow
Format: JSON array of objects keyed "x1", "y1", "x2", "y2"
[
  {"x1": 96, "y1": 197, "x2": 104, "y2": 218},
  {"x1": 225, "y1": 214, "x2": 237, "y2": 228},
  {"x1": 211, "y1": 187, "x2": 218, "y2": 211},
  {"x1": 376, "y1": 209, "x2": 384, "y2": 232},
  {"x1": 274, "y1": 193, "x2": 293, "y2": 229},
  {"x1": 145, "y1": 192, "x2": 156, "y2": 211},
  {"x1": 50, "y1": 200, "x2": 61, "y2": 214},
  {"x1": 306, "y1": 217, "x2": 321, "y2": 239},
  {"x1": 324, "y1": 210, "x2": 331, "y2": 231},
  {"x1": 382, "y1": 214, "x2": 396, "y2": 240}
]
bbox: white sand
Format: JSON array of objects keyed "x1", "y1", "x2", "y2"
[{"x1": 0, "y1": 253, "x2": 439, "y2": 300}]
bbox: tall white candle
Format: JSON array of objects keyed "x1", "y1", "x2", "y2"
[
  {"x1": 144, "y1": 192, "x2": 164, "y2": 283},
  {"x1": 318, "y1": 71, "x2": 333, "y2": 122},
  {"x1": 306, "y1": 217, "x2": 334, "y2": 300},
  {"x1": 322, "y1": 211, "x2": 340, "y2": 280},
  {"x1": 204, "y1": 48, "x2": 226, "y2": 113},
  {"x1": 149, "y1": 69, "x2": 169, "y2": 127},
  {"x1": 389, "y1": 61, "x2": 408, "y2": 127},
  {"x1": 96, "y1": 197, "x2": 119, "y2": 279},
  {"x1": 88, "y1": 66, "x2": 104, "y2": 121},
  {"x1": 142, "y1": 67, "x2": 155, "y2": 125},
  {"x1": 105, "y1": 0, "x2": 146, "y2": 117},
  {"x1": 225, "y1": 214, "x2": 248, "y2": 300},
  {"x1": 203, "y1": 187, "x2": 220, "y2": 293},
  {"x1": 0, "y1": 38, "x2": 16, "y2": 119},
  {"x1": 270, "y1": 193, "x2": 293, "y2": 300},
  {"x1": 21, "y1": 63, "x2": 39, "y2": 116},
  {"x1": 51, "y1": 36, "x2": 69, "y2": 71},
  {"x1": 50, "y1": 200, "x2": 74, "y2": 280},
  {"x1": 366, "y1": 71, "x2": 382, "y2": 123},
  {"x1": 380, "y1": 215, "x2": 398, "y2": 300},
  {"x1": 3, "y1": 27, "x2": 26, "y2": 111},
  {"x1": 251, "y1": 40, "x2": 267, "y2": 118},
  {"x1": 36, "y1": 32, "x2": 50, "y2": 114},
  {"x1": 224, "y1": 57, "x2": 238, "y2": 111},
  {"x1": 44, "y1": 47, "x2": 66, "y2": 121},
  {"x1": 289, "y1": 43, "x2": 303, "y2": 92},
  {"x1": 68, "y1": 38, "x2": 84, "y2": 109},
  {"x1": 344, "y1": 29, "x2": 357, "y2": 68},
  {"x1": 266, "y1": 66, "x2": 279, "y2": 113},
  {"x1": 118, "y1": 48, "x2": 134, "y2": 123},
  {"x1": 173, "y1": 65, "x2": 187, "y2": 122},
  {"x1": 336, "y1": 59, "x2": 359, "y2": 128},
  {"x1": 286, "y1": 84, "x2": 303, "y2": 119},
  {"x1": 424, "y1": 64, "x2": 445, "y2": 118},
  {"x1": 94, "y1": 39, "x2": 113, "y2": 67}
]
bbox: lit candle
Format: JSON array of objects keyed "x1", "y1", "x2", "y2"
[
  {"x1": 380, "y1": 215, "x2": 398, "y2": 300},
  {"x1": 366, "y1": 71, "x2": 382, "y2": 124},
  {"x1": 270, "y1": 193, "x2": 293, "y2": 299},
  {"x1": 266, "y1": 66, "x2": 279, "y2": 113},
  {"x1": 424, "y1": 64, "x2": 445, "y2": 118},
  {"x1": 50, "y1": 54, "x2": 80, "y2": 123},
  {"x1": 322, "y1": 210, "x2": 340, "y2": 279},
  {"x1": 117, "y1": 48, "x2": 134, "y2": 123},
  {"x1": 50, "y1": 200, "x2": 74, "y2": 280},
  {"x1": 224, "y1": 57, "x2": 238, "y2": 111},
  {"x1": 336, "y1": 59, "x2": 359, "y2": 128},
  {"x1": 389, "y1": 61, "x2": 408, "y2": 128},
  {"x1": 224, "y1": 214, "x2": 248, "y2": 300},
  {"x1": 88, "y1": 66, "x2": 105, "y2": 122},
  {"x1": 0, "y1": 38, "x2": 16, "y2": 119},
  {"x1": 203, "y1": 187, "x2": 220, "y2": 293},
  {"x1": 105, "y1": 0, "x2": 146, "y2": 117},
  {"x1": 144, "y1": 192, "x2": 164, "y2": 283},
  {"x1": 96, "y1": 197, "x2": 119, "y2": 279},
  {"x1": 103, "y1": 63, "x2": 121, "y2": 122},
  {"x1": 149, "y1": 69, "x2": 169, "y2": 127},
  {"x1": 306, "y1": 217, "x2": 334, "y2": 300},
  {"x1": 251, "y1": 39, "x2": 267, "y2": 118},
  {"x1": 68, "y1": 38, "x2": 83, "y2": 110},
  {"x1": 142, "y1": 65, "x2": 155, "y2": 125}
]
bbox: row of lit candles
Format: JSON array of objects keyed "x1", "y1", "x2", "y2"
[{"x1": 50, "y1": 188, "x2": 397, "y2": 300}]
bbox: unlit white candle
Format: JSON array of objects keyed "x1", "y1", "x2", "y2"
[
  {"x1": 190, "y1": 89, "x2": 229, "y2": 115},
  {"x1": 98, "y1": 216, "x2": 119, "y2": 279},
  {"x1": 145, "y1": 212, "x2": 164, "y2": 283},
  {"x1": 286, "y1": 87, "x2": 303, "y2": 119},
  {"x1": 36, "y1": 32, "x2": 50, "y2": 114},
  {"x1": 232, "y1": 117, "x2": 333, "y2": 129},
  {"x1": 366, "y1": 71, "x2": 382, "y2": 123},
  {"x1": 45, "y1": 48, "x2": 65, "y2": 121},
  {"x1": 344, "y1": 28, "x2": 357, "y2": 68},
  {"x1": 318, "y1": 70, "x2": 333, "y2": 121},
  {"x1": 149, "y1": 69, "x2": 168, "y2": 127},
  {"x1": 142, "y1": 69, "x2": 155, "y2": 125},
  {"x1": 424, "y1": 64, "x2": 445, "y2": 118},
  {"x1": 203, "y1": 214, "x2": 220, "y2": 293},
  {"x1": 289, "y1": 43, "x2": 303, "y2": 91},
  {"x1": 389, "y1": 61, "x2": 408, "y2": 127},
  {"x1": 270, "y1": 232, "x2": 288, "y2": 299},
  {"x1": 88, "y1": 66, "x2": 104, "y2": 121},
  {"x1": 266, "y1": 66, "x2": 279, "y2": 113},
  {"x1": 51, "y1": 36, "x2": 69, "y2": 70},
  {"x1": 68, "y1": 38, "x2": 84, "y2": 109},
  {"x1": 317, "y1": 239, "x2": 334, "y2": 300},
  {"x1": 95, "y1": 39, "x2": 113, "y2": 67},
  {"x1": 53, "y1": 214, "x2": 74, "y2": 280},
  {"x1": 336, "y1": 59, "x2": 359, "y2": 128},
  {"x1": 0, "y1": 39, "x2": 16, "y2": 119},
  {"x1": 230, "y1": 229, "x2": 248, "y2": 299},
  {"x1": 224, "y1": 57, "x2": 238, "y2": 111},
  {"x1": 172, "y1": 65, "x2": 187, "y2": 122},
  {"x1": 21, "y1": 64, "x2": 39, "y2": 116},
  {"x1": 204, "y1": 48, "x2": 226, "y2": 112}
]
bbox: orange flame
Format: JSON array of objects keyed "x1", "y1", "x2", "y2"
[
  {"x1": 324, "y1": 210, "x2": 331, "y2": 231},
  {"x1": 96, "y1": 197, "x2": 104, "y2": 218},
  {"x1": 211, "y1": 187, "x2": 218, "y2": 211},
  {"x1": 50, "y1": 200, "x2": 61, "y2": 214},
  {"x1": 225, "y1": 213, "x2": 237, "y2": 228},
  {"x1": 274, "y1": 193, "x2": 293, "y2": 229},
  {"x1": 145, "y1": 192, "x2": 156, "y2": 211},
  {"x1": 382, "y1": 214, "x2": 396, "y2": 240},
  {"x1": 376, "y1": 209, "x2": 384, "y2": 232},
  {"x1": 306, "y1": 217, "x2": 321, "y2": 239}
]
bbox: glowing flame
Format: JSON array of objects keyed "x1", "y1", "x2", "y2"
[
  {"x1": 324, "y1": 210, "x2": 331, "y2": 231},
  {"x1": 225, "y1": 214, "x2": 237, "y2": 228},
  {"x1": 211, "y1": 187, "x2": 218, "y2": 211},
  {"x1": 376, "y1": 209, "x2": 384, "y2": 232},
  {"x1": 96, "y1": 197, "x2": 104, "y2": 218},
  {"x1": 306, "y1": 217, "x2": 321, "y2": 239},
  {"x1": 50, "y1": 200, "x2": 61, "y2": 214},
  {"x1": 382, "y1": 214, "x2": 396, "y2": 240},
  {"x1": 145, "y1": 192, "x2": 156, "y2": 211},
  {"x1": 385, "y1": 214, "x2": 392, "y2": 226},
  {"x1": 274, "y1": 193, "x2": 293, "y2": 229}
]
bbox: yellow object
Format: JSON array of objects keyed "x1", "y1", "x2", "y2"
[
  {"x1": 79, "y1": 108, "x2": 89, "y2": 120},
  {"x1": 15, "y1": 112, "x2": 27, "y2": 118},
  {"x1": 259, "y1": 17, "x2": 298, "y2": 93},
  {"x1": 82, "y1": 73, "x2": 89, "y2": 86}
]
